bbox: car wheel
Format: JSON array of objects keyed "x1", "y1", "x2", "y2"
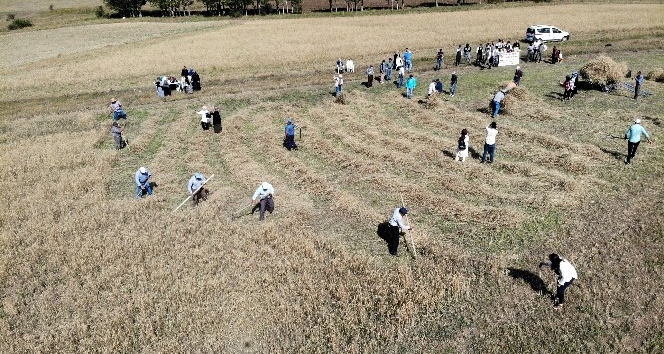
[{"x1": 562, "y1": 36, "x2": 569, "y2": 42}]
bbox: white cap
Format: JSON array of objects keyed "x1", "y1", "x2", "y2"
[
  {"x1": 139, "y1": 167, "x2": 147, "y2": 174},
  {"x1": 516, "y1": 66, "x2": 520, "y2": 69},
  {"x1": 635, "y1": 118, "x2": 641, "y2": 124},
  {"x1": 261, "y1": 182, "x2": 269, "y2": 190}
]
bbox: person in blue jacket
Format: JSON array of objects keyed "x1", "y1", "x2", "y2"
[
  {"x1": 624, "y1": 118, "x2": 652, "y2": 164},
  {"x1": 284, "y1": 117, "x2": 298, "y2": 151},
  {"x1": 135, "y1": 167, "x2": 152, "y2": 199},
  {"x1": 405, "y1": 75, "x2": 417, "y2": 99}
]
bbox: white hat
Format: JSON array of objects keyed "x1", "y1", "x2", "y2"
[
  {"x1": 261, "y1": 182, "x2": 269, "y2": 190},
  {"x1": 516, "y1": 66, "x2": 520, "y2": 69},
  {"x1": 202, "y1": 105, "x2": 208, "y2": 111},
  {"x1": 635, "y1": 118, "x2": 641, "y2": 124},
  {"x1": 139, "y1": 167, "x2": 147, "y2": 174}
]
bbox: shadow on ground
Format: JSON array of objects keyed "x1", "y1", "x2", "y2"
[{"x1": 507, "y1": 267, "x2": 553, "y2": 298}]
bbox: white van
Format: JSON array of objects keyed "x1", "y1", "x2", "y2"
[{"x1": 526, "y1": 25, "x2": 570, "y2": 43}]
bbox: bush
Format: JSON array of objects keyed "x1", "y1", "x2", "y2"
[
  {"x1": 646, "y1": 68, "x2": 664, "y2": 83},
  {"x1": 6, "y1": 13, "x2": 15, "y2": 21},
  {"x1": 579, "y1": 55, "x2": 627, "y2": 86},
  {"x1": 7, "y1": 18, "x2": 32, "y2": 30},
  {"x1": 95, "y1": 6, "x2": 107, "y2": 18}
]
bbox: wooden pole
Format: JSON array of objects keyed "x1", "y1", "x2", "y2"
[
  {"x1": 400, "y1": 194, "x2": 417, "y2": 259},
  {"x1": 173, "y1": 174, "x2": 214, "y2": 212}
]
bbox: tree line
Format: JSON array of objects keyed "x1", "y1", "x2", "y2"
[{"x1": 103, "y1": 0, "x2": 302, "y2": 17}]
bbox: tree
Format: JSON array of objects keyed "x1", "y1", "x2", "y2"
[{"x1": 104, "y1": 0, "x2": 146, "y2": 17}]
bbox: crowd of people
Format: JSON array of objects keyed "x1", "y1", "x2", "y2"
[{"x1": 155, "y1": 66, "x2": 201, "y2": 97}]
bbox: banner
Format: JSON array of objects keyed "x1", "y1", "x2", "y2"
[{"x1": 498, "y1": 50, "x2": 520, "y2": 67}]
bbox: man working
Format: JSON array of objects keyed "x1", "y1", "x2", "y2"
[
  {"x1": 111, "y1": 122, "x2": 126, "y2": 150},
  {"x1": 284, "y1": 117, "x2": 298, "y2": 151},
  {"x1": 624, "y1": 118, "x2": 652, "y2": 164},
  {"x1": 110, "y1": 98, "x2": 127, "y2": 121},
  {"x1": 633, "y1": 71, "x2": 645, "y2": 100},
  {"x1": 251, "y1": 182, "x2": 275, "y2": 221},
  {"x1": 492, "y1": 90, "x2": 506, "y2": 118},
  {"x1": 387, "y1": 207, "x2": 411, "y2": 256},
  {"x1": 188, "y1": 173, "x2": 210, "y2": 206},
  {"x1": 539, "y1": 253, "x2": 578, "y2": 310},
  {"x1": 513, "y1": 66, "x2": 524, "y2": 86},
  {"x1": 135, "y1": 166, "x2": 153, "y2": 199}
]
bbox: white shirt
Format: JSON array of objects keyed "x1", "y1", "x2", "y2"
[
  {"x1": 485, "y1": 125, "x2": 498, "y2": 145},
  {"x1": 428, "y1": 82, "x2": 436, "y2": 95},
  {"x1": 388, "y1": 208, "x2": 410, "y2": 231},
  {"x1": 252, "y1": 183, "x2": 275, "y2": 201},
  {"x1": 558, "y1": 259, "x2": 578, "y2": 285},
  {"x1": 346, "y1": 60, "x2": 354, "y2": 70},
  {"x1": 197, "y1": 109, "x2": 210, "y2": 123},
  {"x1": 395, "y1": 57, "x2": 403, "y2": 68}
]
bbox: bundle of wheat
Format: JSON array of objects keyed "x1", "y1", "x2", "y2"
[
  {"x1": 646, "y1": 68, "x2": 664, "y2": 82},
  {"x1": 579, "y1": 55, "x2": 627, "y2": 86}
]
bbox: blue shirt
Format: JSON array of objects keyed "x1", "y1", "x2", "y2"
[
  {"x1": 406, "y1": 77, "x2": 417, "y2": 89},
  {"x1": 626, "y1": 124, "x2": 650, "y2": 143},
  {"x1": 135, "y1": 169, "x2": 151, "y2": 186},
  {"x1": 404, "y1": 51, "x2": 412, "y2": 62},
  {"x1": 188, "y1": 174, "x2": 206, "y2": 193},
  {"x1": 285, "y1": 123, "x2": 295, "y2": 136}
]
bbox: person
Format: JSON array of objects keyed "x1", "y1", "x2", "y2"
[
  {"x1": 634, "y1": 71, "x2": 645, "y2": 100},
  {"x1": 513, "y1": 66, "x2": 524, "y2": 86},
  {"x1": 188, "y1": 173, "x2": 209, "y2": 206},
  {"x1": 563, "y1": 75, "x2": 573, "y2": 101},
  {"x1": 449, "y1": 72, "x2": 458, "y2": 97},
  {"x1": 557, "y1": 49, "x2": 564, "y2": 63},
  {"x1": 181, "y1": 66, "x2": 188, "y2": 82},
  {"x1": 284, "y1": 117, "x2": 298, "y2": 151},
  {"x1": 212, "y1": 106, "x2": 222, "y2": 133},
  {"x1": 405, "y1": 74, "x2": 417, "y2": 99},
  {"x1": 366, "y1": 65, "x2": 374, "y2": 88},
  {"x1": 191, "y1": 70, "x2": 201, "y2": 91},
  {"x1": 481, "y1": 122, "x2": 498, "y2": 163},
  {"x1": 111, "y1": 122, "x2": 125, "y2": 150},
  {"x1": 110, "y1": 98, "x2": 127, "y2": 121},
  {"x1": 455, "y1": 128, "x2": 469, "y2": 162},
  {"x1": 346, "y1": 57, "x2": 354, "y2": 73},
  {"x1": 336, "y1": 58, "x2": 344, "y2": 74},
  {"x1": 624, "y1": 118, "x2": 652, "y2": 164},
  {"x1": 539, "y1": 253, "x2": 578, "y2": 309},
  {"x1": 463, "y1": 43, "x2": 472, "y2": 64},
  {"x1": 492, "y1": 90, "x2": 506, "y2": 118},
  {"x1": 386, "y1": 58, "x2": 393, "y2": 81},
  {"x1": 427, "y1": 79, "x2": 436, "y2": 97},
  {"x1": 393, "y1": 52, "x2": 399, "y2": 69},
  {"x1": 251, "y1": 181, "x2": 275, "y2": 221},
  {"x1": 551, "y1": 46, "x2": 559, "y2": 64},
  {"x1": 387, "y1": 207, "x2": 411, "y2": 256},
  {"x1": 526, "y1": 42, "x2": 534, "y2": 62},
  {"x1": 197, "y1": 106, "x2": 211, "y2": 131},
  {"x1": 403, "y1": 48, "x2": 413, "y2": 72},
  {"x1": 397, "y1": 65, "x2": 405, "y2": 88},
  {"x1": 395, "y1": 54, "x2": 404, "y2": 72},
  {"x1": 455, "y1": 45, "x2": 462, "y2": 66},
  {"x1": 492, "y1": 46, "x2": 500, "y2": 67},
  {"x1": 533, "y1": 39, "x2": 543, "y2": 62},
  {"x1": 435, "y1": 78, "x2": 443, "y2": 93},
  {"x1": 379, "y1": 60, "x2": 387, "y2": 84},
  {"x1": 335, "y1": 74, "x2": 343, "y2": 97},
  {"x1": 435, "y1": 48, "x2": 444, "y2": 70},
  {"x1": 135, "y1": 166, "x2": 153, "y2": 199}
]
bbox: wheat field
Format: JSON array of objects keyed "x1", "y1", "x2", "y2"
[{"x1": 1, "y1": 2, "x2": 664, "y2": 352}]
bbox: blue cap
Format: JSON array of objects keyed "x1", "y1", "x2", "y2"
[{"x1": 399, "y1": 207, "x2": 408, "y2": 214}]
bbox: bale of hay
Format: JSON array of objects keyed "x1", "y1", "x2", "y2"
[
  {"x1": 423, "y1": 93, "x2": 439, "y2": 109},
  {"x1": 334, "y1": 92, "x2": 347, "y2": 105},
  {"x1": 646, "y1": 68, "x2": 664, "y2": 82},
  {"x1": 579, "y1": 55, "x2": 628, "y2": 86},
  {"x1": 502, "y1": 86, "x2": 529, "y2": 115}
]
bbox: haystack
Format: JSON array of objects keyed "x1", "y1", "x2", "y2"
[
  {"x1": 502, "y1": 86, "x2": 529, "y2": 115},
  {"x1": 579, "y1": 55, "x2": 627, "y2": 86},
  {"x1": 646, "y1": 68, "x2": 664, "y2": 83},
  {"x1": 334, "y1": 92, "x2": 347, "y2": 105},
  {"x1": 423, "y1": 93, "x2": 439, "y2": 110}
]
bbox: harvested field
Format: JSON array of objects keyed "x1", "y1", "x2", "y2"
[{"x1": 1, "y1": 2, "x2": 664, "y2": 353}]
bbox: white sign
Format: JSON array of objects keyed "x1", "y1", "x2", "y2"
[{"x1": 498, "y1": 50, "x2": 520, "y2": 67}]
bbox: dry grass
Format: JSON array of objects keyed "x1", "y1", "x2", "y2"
[
  {"x1": 646, "y1": 68, "x2": 664, "y2": 82},
  {"x1": 1, "y1": 4, "x2": 664, "y2": 353},
  {"x1": 0, "y1": 0, "x2": 100, "y2": 12},
  {"x1": 580, "y1": 55, "x2": 628, "y2": 86},
  {"x1": 1, "y1": 3, "x2": 663, "y2": 102}
]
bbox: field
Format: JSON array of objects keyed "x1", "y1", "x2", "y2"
[{"x1": 1, "y1": 2, "x2": 664, "y2": 353}]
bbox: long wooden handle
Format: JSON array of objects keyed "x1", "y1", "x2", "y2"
[
  {"x1": 400, "y1": 193, "x2": 418, "y2": 259},
  {"x1": 173, "y1": 174, "x2": 214, "y2": 212}
]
